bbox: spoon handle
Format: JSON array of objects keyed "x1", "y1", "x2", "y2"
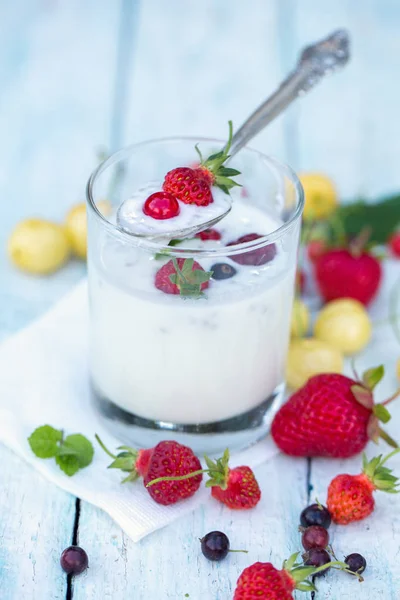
[{"x1": 230, "y1": 29, "x2": 350, "y2": 157}]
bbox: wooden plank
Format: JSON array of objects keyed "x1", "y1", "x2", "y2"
[
  {"x1": 0, "y1": 445, "x2": 75, "y2": 600},
  {"x1": 293, "y1": 0, "x2": 400, "y2": 201},
  {"x1": 0, "y1": 0, "x2": 121, "y2": 337},
  {"x1": 0, "y1": 2, "x2": 123, "y2": 599},
  {"x1": 123, "y1": 0, "x2": 290, "y2": 159},
  {"x1": 73, "y1": 455, "x2": 309, "y2": 600}
]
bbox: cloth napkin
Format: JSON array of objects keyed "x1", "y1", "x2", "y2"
[{"x1": 0, "y1": 282, "x2": 279, "y2": 542}]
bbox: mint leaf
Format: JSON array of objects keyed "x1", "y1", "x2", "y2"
[
  {"x1": 60, "y1": 434, "x2": 94, "y2": 468},
  {"x1": 27, "y1": 425, "x2": 94, "y2": 476},
  {"x1": 28, "y1": 425, "x2": 63, "y2": 458}
]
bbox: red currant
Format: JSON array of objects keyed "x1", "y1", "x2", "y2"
[
  {"x1": 389, "y1": 232, "x2": 400, "y2": 257},
  {"x1": 143, "y1": 191, "x2": 180, "y2": 220}
]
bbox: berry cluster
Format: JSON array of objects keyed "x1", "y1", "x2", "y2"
[{"x1": 142, "y1": 121, "x2": 240, "y2": 220}]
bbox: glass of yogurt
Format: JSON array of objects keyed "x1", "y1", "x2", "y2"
[{"x1": 86, "y1": 138, "x2": 304, "y2": 453}]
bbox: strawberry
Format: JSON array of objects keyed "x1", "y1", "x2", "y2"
[
  {"x1": 162, "y1": 121, "x2": 241, "y2": 205},
  {"x1": 163, "y1": 167, "x2": 213, "y2": 206},
  {"x1": 389, "y1": 231, "x2": 400, "y2": 258},
  {"x1": 271, "y1": 366, "x2": 399, "y2": 458},
  {"x1": 146, "y1": 448, "x2": 261, "y2": 510},
  {"x1": 233, "y1": 552, "x2": 343, "y2": 599},
  {"x1": 307, "y1": 239, "x2": 326, "y2": 264},
  {"x1": 195, "y1": 228, "x2": 222, "y2": 241},
  {"x1": 204, "y1": 450, "x2": 261, "y2": 509},
  {"x1": 95, "y1": 436, "x2": 202, "y2": 506},
  {"x1": 155, "y1": 258, "x2": 212, "y2": 297},
  {"x1": 315, "y1": 248, "x2": 382, "y2": 306},
  {"x1": 327, "y1": 450, "x2": 400, "y2": 524},
  {"x1": 227, "y1": 233, "x2": 277, "y2": 266}
]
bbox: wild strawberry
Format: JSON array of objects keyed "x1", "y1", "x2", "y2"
[
  {"x1": 95, "y1": 436, "x2": 202, "y2": 506},
  {"x1": 233, "y1": 552, "x2": 342, "y2": 599},
  {"x1": 163, "y1": 121, "x2": 241, "y2": 205},
  {"x1": 327, "y1": 450, "x2": 400, "y2": 524},
  {"x1": 315, "y1": 248, "x2": 382, "y2": 306},
  {"x1": 205, "y1": 450, "x2": 261, "y2": 509},
  {"x1": 163, "y1": 167, "x2": 213, "y2": 206},
  {"x1": 146, "y1": 448, "x2": 261, "y2": 510},
  {"x1": 389, "y1": 231, "x2": 400, "y2": 258},
  {"x1": 155, "y1": 258, "x2": 212, "y2": 297},
  {"x1": 271, "y1": 365, "x2": 399, "y2": 458},
  {"x1": 143, "y1": 191, "x2": 180, "y2": 220},
  {"x1": 195, "y1": 228, "x2": 222, "y2": 241},
  {"x1": 227, "y1": 233, "x2": 276, "y2": 266}
]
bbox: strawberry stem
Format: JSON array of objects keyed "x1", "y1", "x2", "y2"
[
  {"x1": 146, "y1": 468, "x2": 206, "y2": 487},
  {"x1": 95, "y1": 434, "x2": 117, "y2": 459},
  {"x1": 381, "y1": 388, "x2": 400, "y2": 406}
]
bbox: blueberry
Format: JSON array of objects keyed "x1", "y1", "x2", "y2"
[
  {"x1": 200, "y1": 531, "x2": 230, "y2": 561},
  {"x1": 211, "y1": 263, "x2": 237, "y2": 280},
  {"x1": 60, "y1": 545, "x2": 89, "y2": 575},
  {"x1": 300, "y1": 503, "x2": 332, "y2": 529},
  {"x1": 303, "y1": 548, "x2": 331, "y2": 577},
  {"x1": 345, "y1": 553, "x2": 367, "y2": 575}
]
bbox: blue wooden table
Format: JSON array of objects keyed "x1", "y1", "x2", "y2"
[{"x1": 1, "y1": 2, "x2": 400, "y2": 598}]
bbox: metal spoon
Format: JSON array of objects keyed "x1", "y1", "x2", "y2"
[{"x1": 117, "y1": 29, "x2": 350, "y2": 240}]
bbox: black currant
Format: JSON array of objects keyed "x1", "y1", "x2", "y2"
[
  {"x1": 303, "y1": 548, "x2": 331, "y2": 577},
  {"x1": 200, "y1": 531, "x2": 230, "y2": 561},
  {"x1": 345, "y1": 553, "x2": 367, "y2": 575},
  {"x1": 300, "y1": 503, "x2": 332, "y2": 529},
  {"x1": 60, "y1": 545, "x2": 89, "y2": 575}
]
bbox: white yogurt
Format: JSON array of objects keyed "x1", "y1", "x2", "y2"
[
  {"x1": 88, "y1": 195, "x2": 295, "y2": 424},
  {"x1": 117, "y1": 182, "x2": 231, "y2": 238}
]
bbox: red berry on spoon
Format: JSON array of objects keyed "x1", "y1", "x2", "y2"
[{"x1": 143, "y1": 191, "x2": 180, "y2": 220}]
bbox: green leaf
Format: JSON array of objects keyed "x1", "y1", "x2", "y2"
[
  {"x1": 181, "y1": 258, "x2": 194, "y2": 276},
  {"x1": 362, "y1": 366, "x2": 384, "y2": 391},
  {"x1": 206, "y1": 150, "x2": 224, "y2": 162},
  {"x1": 337, "y1": 193, "x2": 400, "y2": 244},
  {"x1": 217, "y1": 167, "x2": 241, "y2": 177},
  {"x1": 55, "y1": 453, "x2": 81, "y2": 477},
  {"x1": 373, "y1": 403, "x2": 392, "y2": 424},
  {"x1": 108, "y1": 454, "x2": 135, "y2": 472},
  {"x1": 28, "y1": 425, "x2": 63, "y2": 459},
  {"x1": 60, "y1": 434, "x2": 94, "y2": 469}
]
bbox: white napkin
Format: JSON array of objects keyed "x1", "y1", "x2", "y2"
[{"x1": 0, "y1": 282, "x2": 279, "y2": 542}]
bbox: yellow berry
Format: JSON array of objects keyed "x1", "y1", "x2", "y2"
[
  {"x1": 299, "y1": 172, "x2": 338, "y2": 221},
  {"x1": 8, "y1": 219, "x2": 70, "y2": 275},
  {"x1": 286, "y1": 338, "x2": 344, "y2": 390},
  {"x1": 290, "y1": 298, "x2": 310, "y2": 338},
  {"x1": 314, "y1": 298, "x2": 372, "y2": 355},
  {"x1": 65, "y1": 200, "x2": 111, "y2": 259}
]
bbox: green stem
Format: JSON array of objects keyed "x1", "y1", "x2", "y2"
[
  {"x1": 146, "y1": 468, "x2": 207, "y2": 487},
  {"x1": 228, "y1": 549, "x2": 248, "y2": 554},
  {"x1": 95, "y1": 434, "x2": 117, "y2": 460},
  {"x1": 380, "y1": 447, "x2": 400, "y2": 466}
]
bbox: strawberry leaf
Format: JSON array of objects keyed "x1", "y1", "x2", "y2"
[
  {"x1": 362, "y1": 365, "x2": 384, "y2": 391},
  {"x1": 373, "y1": 403, "x2": 392, "y2": 424},
  {"x1": 351, "y1": 384, "x2": 374, "y2": 409}
]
